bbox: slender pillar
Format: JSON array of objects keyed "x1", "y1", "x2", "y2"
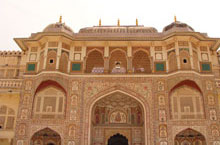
[
  {"x1": 68, "y1": 46, "x2": 74, "y2": 73},
  {"x1": 197, "y1": 45, "x2": 201, "y2": 72},
  {"x1": 56, "y1": 41, "x2": 62, "y2": 70},
  {"x1": 175, "y1": 41, "x2": 181, "y2": 69},
  {"x1": 127, "y1": 46, "x2": 132, "y2": 73},
  {"x1": 150, "y1": 46, "x2": 155, "y2": 73},
  {"x1": 207, "y1": 45, "x2": 212, "y2": 62},
  {"x1": 36, "y1": 47, "x2": 40, "y2": 72},
  {"x1": 43, "y1": 42, "x2": 48, "y2": 70},
  {"x1": 162, "y1": 46, "x2": 168, "y2": 72},
  {"x1": 82, "y1": 46, "x2": 86, "y2": 72},
  {"x1": 104, "y1": 46, "x2": 109, "y2": 73},
  {"x1": 189, "y1": 42, "x2": 194, "y2": 69}
]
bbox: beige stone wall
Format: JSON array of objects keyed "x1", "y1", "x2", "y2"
[
  {"x1": 0, "y1": 51, "x2": 26, "y2": 78},
  {"x1": 0, "y1": 92, "x2": 20, "y2": 145}
]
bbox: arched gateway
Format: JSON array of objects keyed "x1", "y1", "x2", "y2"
[
  {"x1": 30, "y1": 128, "x2": 61, "y2": 145},
  {"x1": 90, "y1": 91, "x2": 146, "y2": 145},
  {"x1": 174, "y1": 128, "x2": 206, "y2": 145}
]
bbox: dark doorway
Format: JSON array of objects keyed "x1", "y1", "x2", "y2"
[{"x1": 108, "y1": 133, "x2": 128, "y2": 145}]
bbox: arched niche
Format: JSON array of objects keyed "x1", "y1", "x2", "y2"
[
  {"x1": 46, "y1": 50, "x2": 57, "y2": 71},
  {"x1": 179, "y1": 50, "x2": 191, "y2": 70},
  {"x1": 169, "y1": 80, "x2": 204, "y2": 120},
  {"x1": 30, "y1": 128, "x2": 61, "y2": 145},
  {"x1": 174, "y1": 128, "x2": 206, "y2": 145},
  {"x1": 32, "y1": 80, "x2": 66, "y2": 119},
  {"x1": 168, "y1": 50, "x2": 178, "y2": 72},
  {"x1": 193, "y1": 51, "x2": 199, "y2": 71},
  {"x1": 59, "y1": 51, "x2": 69, "y2": 73},
  {"x1": 39, "y1": 51, "x2": 44, "y2": 72}
]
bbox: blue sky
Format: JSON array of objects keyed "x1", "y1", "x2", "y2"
[{"x1": 1, "y1": 0, "x2": 220, "y2": 50}]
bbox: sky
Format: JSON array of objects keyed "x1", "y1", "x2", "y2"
[{"x1": 0, "y1": 0, "x2": 220, "y2": 51}]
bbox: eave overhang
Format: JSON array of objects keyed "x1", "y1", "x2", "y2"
[{"x1": 14, "y1": 31, "x2": 220, "y2": 51}]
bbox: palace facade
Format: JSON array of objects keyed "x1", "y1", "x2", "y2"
[{"x1": 0, "y1": 17, "x2": 220, "y2": 145}]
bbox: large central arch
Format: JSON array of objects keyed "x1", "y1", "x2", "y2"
[{"x1": 84, "y1": 88, "x2": 150, "y2": 145}]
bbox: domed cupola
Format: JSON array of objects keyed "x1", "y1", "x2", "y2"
[
  {"x1": 163, "y1": 16, "x2": 194, "y2": 33},
  {"x1": 43, "y1": 16, "x2": 74, "y2": 36}
]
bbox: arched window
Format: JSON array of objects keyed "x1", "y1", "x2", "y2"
[
  {"x1": 168, "y1": 51, "x2": 178, "y2": 72},
  {"x1": 39, "y1": 51, "x2": 44, "y2": 72},
  {"x1": 179, "y1": 50, "x2": 191, "y2": 70},
  {"x1": 193, "y1": 51, "x2": 199, "y2": 71},
  {"x1": 0, "y1": 105, "x2": 15, "y2": 130},
  {"x1": 46, "y1": 50, "x2": 57, "y2": 71},
  {"x1": 132, "y1": 50, "x2": 151, "y2": 73},
  {"x1": 59, "y1": 51, "x2": 69, "y2": 73},
  {"x1": 33, "y1": 81, "x2": 66, "y2": 119},
  {"x1": 170, "y1": 81, "x2": 204, "y2": 120},
  {"x1": 86, "y1": 50, "x2": 104, "y2": 73}
]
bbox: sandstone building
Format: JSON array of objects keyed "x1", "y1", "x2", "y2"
[{"x1": 0, "y1": 17, "x2": 220, "y2": 145}]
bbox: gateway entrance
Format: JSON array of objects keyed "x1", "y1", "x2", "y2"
[{"x1": 91, "y1": 92, "x2": 145, "y2": 145}]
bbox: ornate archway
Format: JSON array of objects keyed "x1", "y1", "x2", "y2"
[
  {"x1": 174, "y1": 128, "x2": 206, "y2": 145},
  {"x1": 30, "y1": 128, "x2": 61, "y2": 145},
  {"x1": 90, "y1": 91, "x2": 145, "y2": 145}
]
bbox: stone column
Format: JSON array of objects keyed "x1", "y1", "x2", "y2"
[
  {"x1": 189, "y1": 42, "x2": 194, "y2": 69},
  {"x1": 43, "y1": 42, "x2": 48, "y2": 70},
  {"x1": 36, "y1": 46, "x2": 41, "y2": 72},
  {"x1": 127, "y1": 46, "x2": 132, "y2": 73},
  {"x1": 56, "y1": 41, "x2": 62, "y2": 70},
  {"x1": 207, "y1": 45, "x2": 212, "y2": 62},
  {"x1": 104, "y1": 46, "x2": 109, "y2": 73},
  {"x1": 197, "y1": 45, "x2": 201, "y2": 72},
  {"x1": 27, "y1": 46, "x2": 31, "y2": 63},
  {"x1": 175, "y1": 41, "x2": 181, "y2": 70},
  {"x1": 82, "y1": 46, "x2": 87, "y2": 72},
  {"x1": 150, "y1": 46, "x2": 155, "y2": 73},
  {"x1": 163, "y1": 46, "x2": 168, "y2": 72},
  {"x1": 127, "y1": 57, "x2": 133, "y2": 73},
  {"x1": 104, "y1": 57, "x2": 109, "y2": 73},
  {"x1": 68, "y1": 46, "x2": 74, "y2": 73}
]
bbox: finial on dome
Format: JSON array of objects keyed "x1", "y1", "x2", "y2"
[
  {"x1": 174, "y1": 15, "x2": 177, "y2": 22},
  {"x1": 99, "y1": 19, "x2": 101, "y2": 26},
  {"x1": 59, "y1": 16, "x2": 62, "y2": 23},
  {"x1": 117, "y1": 19, "x2": 120, "y2": 26},
  {"x1": 136, "y1": 18, "x2": 138, "y2": 26}
]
